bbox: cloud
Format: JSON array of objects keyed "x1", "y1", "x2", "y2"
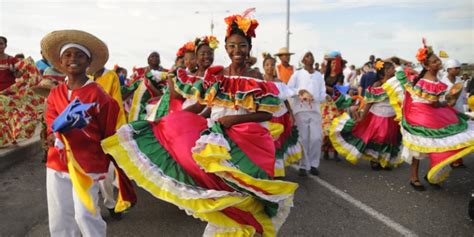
[{"x1": 436, "y1": 8, "x2": 474, "y2": 21}]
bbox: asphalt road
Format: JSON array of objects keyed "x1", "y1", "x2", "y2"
[{"x1": 1, "y1": 150, "x2": 473, "y2": 237}]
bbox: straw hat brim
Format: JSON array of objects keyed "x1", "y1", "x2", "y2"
[
  {"x1": 40, "y1": 30, "x2": 109, "y2": 75},
  {"x1": 274, "y1": 52, "x2": 294, "y2": 56}
]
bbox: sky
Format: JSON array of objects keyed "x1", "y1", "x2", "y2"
[{"x1": 0, "y1": 0, "x2": 472, "y2": 71}]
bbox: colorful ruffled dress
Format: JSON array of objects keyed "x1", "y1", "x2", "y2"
[
  {"x1": 330, "y1": 85, "x2": 403, "y2": 168},
  {"x1": 321, "y1": 78, "x2": 345, "y2": 153},
  {"x1": 383, "y1": 70, "x2": 474, "y2": 183},
  {"x1": 101, "y1": 67, "x2": 298, "y2": 236},
  {"x1": 145, "y1": 69, "x2": 205, "y2": 121},
  {"x1": 0, "y1": 57, "x2": 44, "y2": 146},
  {"x1": 122, "y1": 68, "x2": 168, "y2": 121},
  {"x1": 270, "y1": 82, "x2": 302, "y2": 177}
]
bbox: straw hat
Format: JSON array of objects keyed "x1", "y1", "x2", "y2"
[
  {"x1": 274, "y1": 47, "x2": 294, "y2": 56},
  {"x1": 31, "y1": 78, "x2": 58, "y2": 97},
  {"x1": 40, "y1": 30, "x2": 109, "y2": 75}
]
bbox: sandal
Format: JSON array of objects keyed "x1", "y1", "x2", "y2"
[
  {"x1": 410, "y1": 180, "x2": 426, "y2": 191},
  {"x1": 424, "y1": 175, "x2": 441, "y2": 190}
]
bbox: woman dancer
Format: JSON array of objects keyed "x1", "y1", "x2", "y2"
[
  {"x1": 0, "y1": 36, "x2": 44, "y2": 146},
  {"x1": 321, "y1": 51, "x2": 345, "y2": 161},
  {"x1": 102, "y1": 9, "x2": 297, "y2": 236},
  {"x1": 330, "y1": 60, "x2": 403, "y2": 170},
  {"x1": 383, "y1": 39, "x2": 474, "y2": 190}
]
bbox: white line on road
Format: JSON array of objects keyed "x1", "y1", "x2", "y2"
[{"x1": 291, "y1": 166, "x2": 418, "y2": 237}]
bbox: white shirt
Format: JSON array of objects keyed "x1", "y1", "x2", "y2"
[
  {"x1": 440, "y1": 75, "x2": 467, "y2": 112},
  {"x1": 287, "y1": 69, "x2": 327, "y2": 114},
  {"x1": 343, "y1": 67, "x2": 353, "y2": 86}
]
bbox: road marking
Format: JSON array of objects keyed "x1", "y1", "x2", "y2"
[{"x1": 291, "y1": 166, "x2": 418, "y2": 237}]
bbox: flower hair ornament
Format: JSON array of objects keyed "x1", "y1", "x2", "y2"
[
  {"x1": 176, "y1": 41, "x2": 196, "y2": 58},
  {"x1": 194, "y1": 36, "x2": 219, "y2": 51},
  {"x1": 374, "y1": 60, "x2": 384, "y2": 71},
  {"x1": 224, "y1": 8, "x2": 259, "y2": 38},
  {"x1": 416, "y1": 38, "x2": 433, "y2": 63}
]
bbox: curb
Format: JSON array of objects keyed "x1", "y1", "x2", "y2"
[{"x1": 0, "y1": 138, "x2": 43, "y2": 172}]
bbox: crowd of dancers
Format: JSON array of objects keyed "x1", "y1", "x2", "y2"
[{"x1": 0, "y1": 8, "x2": 473, "y2": 237}]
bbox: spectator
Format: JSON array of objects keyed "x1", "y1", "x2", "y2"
[
  {"x1": 358, "y1": 62, "x2": 377, "y2": 96},
  {"x1": 0, "y1": 36, "x2": 19, "y2": 91},
  {"x1": 346, "y1": 65, "x2": 358, "y2": 94},
  {"x1": 314, "y1": 62, "x2": 320, "y2": 72},
  {"x1": 274, "y1": 47, "x2": 295, "y2": 84},
  {"x1": 36, "y1": 50, "x2": 51, "y2": 74},
  {"x1": 114, "y1": 66, "x2": 128, "y2": 86}
]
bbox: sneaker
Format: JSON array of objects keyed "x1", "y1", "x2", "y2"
[
  {"x1": 298, "y1": 168, "x2": 308, "y2": 177},
  {"x1": 333, "y1": 153, "x2": 341, "y2": 162},
  {"x1": 310, "y1": 167, "x2": 319, "y2": 176},
  {"x1": 323, "y1": 152, "x2": 329, "y2": 160},
  {"x1": 108, "y1": 208, "x2": 122, "y2": 220}
]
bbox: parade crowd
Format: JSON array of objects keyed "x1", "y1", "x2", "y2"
[{"x1": 0, "y1": 8, "x2": 473, "y2": 237}]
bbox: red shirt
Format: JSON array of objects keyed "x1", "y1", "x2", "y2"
[{"x1": 46, "y1": 82, "x2": 119, "y2": 173}]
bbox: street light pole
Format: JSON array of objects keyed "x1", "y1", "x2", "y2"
[
  {"x1": 195, "y1": 10, "x2": 229, "y2": 36},
  {"x1": 286, "y1": 0, "x2": 290, "y2": 50},
  {"x1": 211, "y1": 12, "x2": 214, "y2": 35}
]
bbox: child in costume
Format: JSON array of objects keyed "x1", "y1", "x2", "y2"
[
  {"x1": 261, "y1": 52, "x2": 302, "y2": 177},
  {"x1": 330, "y1": 60, "x2": 403, "y2": 170},
  {"x1": 102, "y1": 9, "x2": 297, "y2": 236},
  {"x1": 42, "y1": 30, "x2": 121, "y2": 236}
]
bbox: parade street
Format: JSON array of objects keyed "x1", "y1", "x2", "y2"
[{"x1": 1, "y1": 150, "x2": 472, "y2": 237}]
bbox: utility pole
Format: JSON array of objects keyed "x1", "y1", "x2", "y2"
[
  {"x1": 286, "y1": 0, "x2": 290, "y2": 50},
  {"x1": 195, "y1": 10, "x2": 230, "y2": 36}
]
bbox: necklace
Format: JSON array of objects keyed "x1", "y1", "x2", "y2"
[{"x1": 228, "y1": 64, "x2": 247, "y2": 78}]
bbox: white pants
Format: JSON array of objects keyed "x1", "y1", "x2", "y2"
[
  {"x1": 46, "y1": 168, "x2": 106, "y2": 237},
  {"x1": 99, "y1": 163, "x2": 117, "y2": 209},
  {"x1": 295, "y1": 111, "x2": 323, "y2": 170}
]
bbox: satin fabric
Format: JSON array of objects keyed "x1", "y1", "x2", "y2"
[
  {"x1": 150, "y1": 111, "x2": 267, "y2": 233},
  {"x1": 403, "y1": 92, "x2": 468, "y2": 171},
  {"x1": 271, "y1": 113, "x2": 293, "y2": 150},
  {"x1": 352, "y1": 112, "x2": 400, "y2": 146},
  {"x1": 226, "y1": 123, "x2": 276, "y2": 178},
  {"x1": 404, "y1": 93, "x2": 459, "y2": 129}
]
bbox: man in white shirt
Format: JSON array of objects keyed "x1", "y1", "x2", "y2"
[
  {"x1": 441, "y1": 59, "x2": 466, "y2": 113},
  {"x1": 440, "y1": 59, "x2": 467, "y2": 168},
  {"x1": 287, "y1": 51, "x2": 327, "y2": 176}
]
